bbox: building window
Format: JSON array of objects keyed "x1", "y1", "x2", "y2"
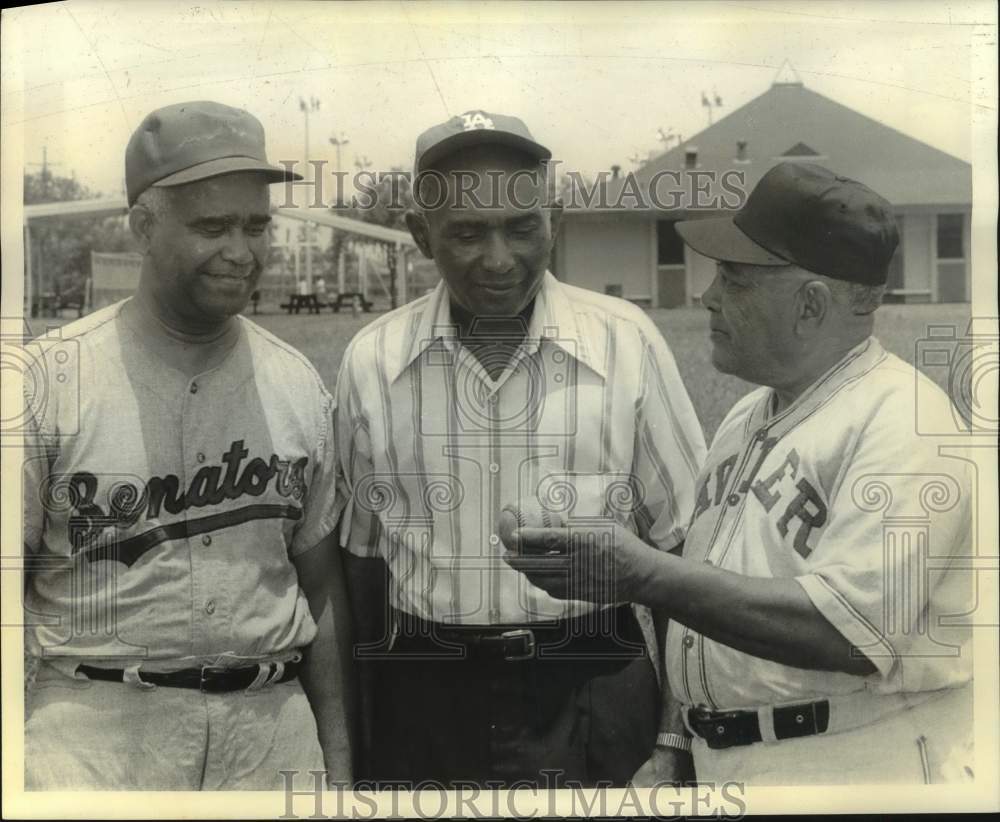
[
  {"x1": 886, "y1": 214, "x2": 905, "y2": 291},
  {"x1": 936, "y1": 213, "x2": 968, "y2": 302},
  {"x1": 936, "y1": 213, "x2": 965, "y2": 259},
  {"x1": 657, "y1": 221, "x2": 685, "y2": 265}
]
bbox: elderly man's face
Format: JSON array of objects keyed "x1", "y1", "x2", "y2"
[
  {"x1": 415, "y1": 146, "x2": 556, "y2": 318},
  {"x1": 701, "y1": 261, "x2": 803, "y2": 386},
  {"x1": 145, "y1": 172, "x2": 271, "y2": 324}
]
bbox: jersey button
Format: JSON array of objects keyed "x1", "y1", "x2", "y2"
[
  {"x1": 190, "y1": 382, "x2": 199, "y2": 394},
  {"x1": 196, "y1": 452, "x2": 206, "y2": 463},
  {"x1": 727, "y1": 493, "x2": 740, "y2": 506},
  {"x1": 489, "y1": 534, "x2": 500, "y2": 546},
  {"x1": 205, "y1": 600, "x2": 216, "y2": 615},
  {"x1": 489, "y1": 462, "x2": 500, "y2": 474},
  {"x1": 755, "y1": 430, "x2": 768, "y2": 442},
  {"x1": 683, "y1": 635, "x2": 694, "y2": 649},
  {"x1": 201, "y1": 535, "x2": 212, "y2": 546}
]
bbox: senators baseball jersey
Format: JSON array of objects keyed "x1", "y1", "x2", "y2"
[
  {"x1": 22, "y1": 300, "x2": 344, "y2": 670},
  {"x1": 666, "y1": 337, "x2": 974, "y2": 709}
]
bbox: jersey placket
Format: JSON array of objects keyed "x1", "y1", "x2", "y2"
[
  {"x1": 681, "y1": 409, "x2": 774, "y2": 708},
  {"x1": 183, "y1": 372, "x2": 229, "y2": 658}
]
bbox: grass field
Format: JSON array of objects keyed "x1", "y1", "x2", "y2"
[{"x1": 30, "y1": 301, "x2": 970, "y2": 440}]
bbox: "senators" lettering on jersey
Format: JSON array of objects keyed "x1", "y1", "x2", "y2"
[{"x1": 42, "y1": 439, "x2": 309, "y2": 568}]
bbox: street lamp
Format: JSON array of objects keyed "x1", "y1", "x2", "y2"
[
  {"x1": 329, "y1": 132, "x2": 350, "y2": 207},
  {"x1": 329, "y1": 132, "x2": 350, "y2": 172},
  {"x1": 300, "y1": 96, "x2": 320, "y2": 161},
  {"x1": 299, "y1": 97, "x2": 320, "y2": 292}
]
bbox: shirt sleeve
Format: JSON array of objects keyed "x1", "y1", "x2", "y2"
[
  {"x1": 22, "y1": 376, "x2": 56, "y2": 554},
  {"x1": 289, "y1": 387, "x2": 347, "y2": 557},
  {"x1": 794, "y1": 399, "x2": 974, "y2": 684},
  {"x1": 630, "y1": 326, "x2": 708, "y2": 549},
  {"x1": 333, "y1": 345, "x2": 382, "y2": 558}
]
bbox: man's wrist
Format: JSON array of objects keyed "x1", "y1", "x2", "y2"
[
  {"x1": 619, "y1": 529, "x2": 666, "y2": 605},
  {"x1": 655, "y1": 731, "x2": 693, "y2": 753}
]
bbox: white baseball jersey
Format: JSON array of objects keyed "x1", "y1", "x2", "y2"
[
  {"x1": 336, "y1": 272, "x2": 707, "y2": 625},
  {"x1": 665, "y1": 337, "x2": 974, "y2": 709},
  {"x1": 22, "y1": 300, "x2": 344, "y2": 671}
]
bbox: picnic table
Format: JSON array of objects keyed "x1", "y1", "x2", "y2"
[
  {"x1": 279, "y1": 291, "x2": 375, "y2": 315},
  {"x1": 331, "y1": 292, "x2": 373, "y2": 313},
  {"x1": 32, "y1": 291, "x2": 85, "y2": 319},
  {"x1": 280, "y1": 293, "x2": 325, "y2": 314}
]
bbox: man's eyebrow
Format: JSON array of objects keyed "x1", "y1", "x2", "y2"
[
  {"x1": 506, "y1": 213, "x2": 542, "y2": 227},
  {"x1": 186, "y1": 214, "x2": 272, "y2": 227},
  {"x1": 444, "y1": 218, "x2": 488, "y2": 231}
]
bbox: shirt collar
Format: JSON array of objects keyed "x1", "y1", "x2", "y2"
[
  {"x1": 391, "y1": 271, "x2": 604, "y2": 383},
  {"x1": 757, "y1": 336, "x2": 886, "y2": 429}
]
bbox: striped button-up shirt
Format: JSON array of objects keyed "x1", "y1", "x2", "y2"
[{"x1": 336, "y1": 272, "x2": 706, "y2": 625}]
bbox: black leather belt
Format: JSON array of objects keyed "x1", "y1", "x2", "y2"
[
  {"x1": 76, "y1": 660, "x2": 299, "y2": 693},
  {"x1": 688, "y1": 700, "x2": 831, "y2": 749},
  {"x1": 386, "y1": 604, "x2": 646, "y2": 663}
]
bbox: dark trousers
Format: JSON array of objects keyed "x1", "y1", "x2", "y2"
[{"x1": 357, "y1": 606, "x2": 659, "y2": 788}]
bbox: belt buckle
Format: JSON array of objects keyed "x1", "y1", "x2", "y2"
[
  {"x1": 688, "y1": 704, "x2": 746, "y2": 750},
  {"x1": 499, "y1": 628, "x2": 536, "y2": 661},
  {"x1": 199, "y1": 665, "x2": 227, "y2": 693}
]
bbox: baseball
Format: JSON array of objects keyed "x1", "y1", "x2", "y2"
[{"x1": 497, "y1": 501, "x2": 566, "y2": 553}]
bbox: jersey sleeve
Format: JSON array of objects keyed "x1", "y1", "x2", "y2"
[
  {"x1": 794, "y1": 392, "x2": 974, "y2": 684},
  {"x1": 630, "y1": 326, "x2": 708, "y2": 549},
  {"x1": 21, "y1": 391, "x2": 51, "y2": 554},
  {"x1": 333, "y1": 344, "x2": 382, "y2": 558},
  {"x1": 290, "y1": 387, "x2": 347, "y2": 557}
]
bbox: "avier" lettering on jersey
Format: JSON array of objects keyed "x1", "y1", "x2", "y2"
[{"x1": 692, "y1": 445, "x2": 828, "y2": 557}]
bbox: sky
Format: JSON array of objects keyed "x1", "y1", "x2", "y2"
[{"x1": 2, "y1": 0, "x2": 993, "y2": 198}]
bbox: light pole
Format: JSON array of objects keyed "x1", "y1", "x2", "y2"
[
  {"x1": 701, "y1": 89, "x2": 723, "y2": 126},
  {"x1": 329, "y1": 132, "x2": 350, "y2": 205},
  {"x1": 299, "y1": 97, "x2": 320, "y2": 292}
]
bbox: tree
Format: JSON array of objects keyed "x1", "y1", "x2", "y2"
[
  {"x1": 324, "y1": 168, "x2": 414, "y2": 307},
  {"x1": 24, "y1": 171, "x2": 136, "y2": 307}
]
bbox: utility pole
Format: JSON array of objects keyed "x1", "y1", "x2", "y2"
[
  {"x1": 27, "y1": 145, "x2": 64, "y2": 201},
  {"x1": 299, "y1": 97, "x2": 320, "y2": 292},
  {"x1": 329, "y1": 132, "x2": 350, "y2": 205},
  {"x1": 656, "y1": 127, "x2": 682, "y2": 151},
  {"x1": 701, "y1": 89, "x2": 723, "y2": 126}
]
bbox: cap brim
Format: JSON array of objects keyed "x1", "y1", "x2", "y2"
[
  {"x1": 152, "y1": 156, "x2": 303, "y2": 188},
  {"x1": 675, "y1": 216, "x2": 789, "y2": 265},
  {"x1": 417, "y1": 131, "x2": 552, "y2": 173}
]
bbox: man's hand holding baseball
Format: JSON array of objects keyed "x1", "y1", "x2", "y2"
[{"x1": 503, "y1": 522, "x2": 660, "y2": 604}]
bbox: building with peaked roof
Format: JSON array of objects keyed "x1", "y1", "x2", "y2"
[{"x1": 553, "y1": 75, "x2": 972, "y2": 306}]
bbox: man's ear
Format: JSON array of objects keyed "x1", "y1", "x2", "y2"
[
  {"x1": 128, "y1": 205, "x2": 155, "y2": 253},
  {"x1": 547, "y1": 198, "x2": 564, "y2": 241},
  {"x1": 797, "y1": 279, "x2": 832, "y2": 335},
  {"x1": 404, "y1": 209, "x2": 434, "y2": 260}
]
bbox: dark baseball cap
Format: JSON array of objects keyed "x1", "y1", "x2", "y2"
[
  {"x1": 414, "y1": 109, "x2": 552, "y2": 174},
  {"x1": 676, "y1": 162, "x2": 899, "y2": 285},
  {"x1": 125, "y1": 101, "x2": 301, "y2": 206}
]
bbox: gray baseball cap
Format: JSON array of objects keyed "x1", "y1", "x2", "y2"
[
  {"x1": 413, "y1": 109, "x2": 551, "y2": 174},
  {"x1": 126, "y1": 101, "x2": 301, "y2": 206}
]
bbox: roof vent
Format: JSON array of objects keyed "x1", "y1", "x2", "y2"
[
  {"x1": 773, "y1": 59, "x2": 804, "y2": 87},
  {"x1": 611, "y1": 164, "x2": 621, "y2": 179},
  {"x1": 736, "y1": 140, "x2": 748, "y2": 161},
  {"x1": 782, "y1": 142, "x2": 820, "y2": 157},
  {"x1": 684, "y1": 146, "x2": 698, "y2": 169}
]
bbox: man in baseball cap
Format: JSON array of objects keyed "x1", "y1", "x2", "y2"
[
  {"x1": 125, "y1": 100, "x2": 301, "y2": 206},
  {"x1": 509, "y1": 163, "x2": 974, "y2": 785},
  {"x1": 23, "y1": 101, "x2": 353, "y2": 789},
  {"x1": 336, "y1": 110, "x2": 706, "y2": 788}
]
